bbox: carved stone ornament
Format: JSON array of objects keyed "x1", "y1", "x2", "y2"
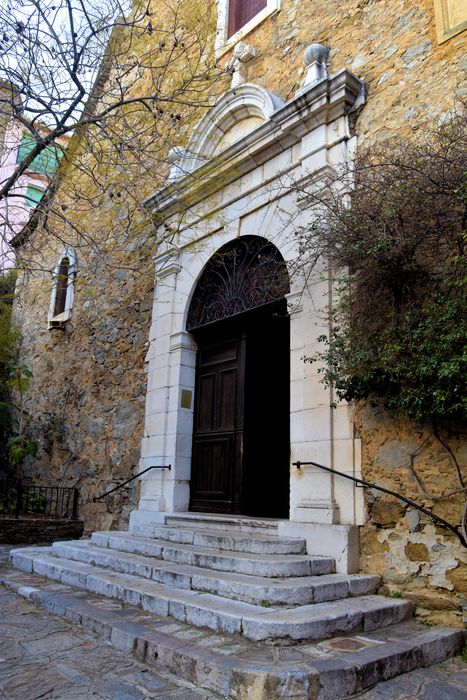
[{"x1": 295, "y1": 43, "x2": 330, "y2": 97}]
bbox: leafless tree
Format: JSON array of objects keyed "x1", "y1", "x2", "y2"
[{"x1": 0, "y1": 0, "x2": 222, "y2": 273}]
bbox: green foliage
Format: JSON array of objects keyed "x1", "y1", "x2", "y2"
[
  {"x1": 7, "y1": 364, "x2": 32, "y2": 396},
  {"x1": 8, "y1": 435, "x2": 38, "y2": 466},
  {"x1": 303, "y1": 110, "x2": 467, "y2": 423},
  {"x1": 0, "y1": 489, "x2": 17, "y2": 513},
  {"x1": 0, "y1": 270, "x2": 19, "y2": 390},
  {"x1": 0, "y1": 270, "x2": 19, "y2": 468},
  {"x1": 316, "y1": 277, "x2": 467, "y2": 422},
  {"x1": 0, "y1": 487, "x2": 46, "y2": 514},
  {"x1": 6, "y1": 364, "x2": 38, "y2": 479}
]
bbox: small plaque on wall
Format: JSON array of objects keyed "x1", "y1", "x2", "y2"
[{"x1": 181, "y1": 389, "x2": 193, "y2": 409}]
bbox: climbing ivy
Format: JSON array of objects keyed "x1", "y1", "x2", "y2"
[{"x1": 314, "y1": 279, "x2": 466, "y2": 422}]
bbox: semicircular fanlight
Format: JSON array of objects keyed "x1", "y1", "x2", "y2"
[{"x1": 187, "y1": 236, "x2": 290, "y2": 331}]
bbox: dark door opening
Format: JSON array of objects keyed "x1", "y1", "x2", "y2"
[
  {"x1": 242, "y1": 299, "x2": 290, "y2": 518},
  {"x1": 189, "y1": 299, "x2": 289, "y2": 518}
]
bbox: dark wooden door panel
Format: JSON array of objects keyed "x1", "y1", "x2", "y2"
[
  {"x1": 190, "y1": 436, "x2": 232, "y2": 506},
  {"x1": 196, "y1": 373, "x2": 215, "y2": 431},
  {"x1": 242, "y1": 300, "x2": 290, "y2": 517},
  {"x1": 190, "y1": 300, "x2": 289, "y2": 518},
  {"x1": 200, "y1": 339, "x2": 238, "y2": 366},
  {"x1": 190, "y1": 334, "x2": 245, "y2": 513},
  {"x1": 218, "y1": 368, "x2": 236, "y2": 428}
]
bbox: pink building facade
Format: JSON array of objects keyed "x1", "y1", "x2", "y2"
[{"x1": 0, "y1": 118, "x2": 66, "y2": 270}]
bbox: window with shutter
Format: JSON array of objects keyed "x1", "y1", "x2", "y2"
[
  {"x1": 53, "y1": 257, "x2": 70, "y2": 317},
  {"x1": 24, "y1": 185, "x2": 45, "y2": 207},
  {"x1": 227, "y1": 0, "x2": 267, "y2": 37},
  {"x1": 48, "y1": 248, "x2": 77, "y2": 327},
  {"x1": 16, "y1": 133, "x2": 63, "y2": 177},
  {"x1": 216, "y1": 0, "x2": 280, "y2": 56}
]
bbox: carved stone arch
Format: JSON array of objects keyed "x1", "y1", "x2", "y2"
[
  {"x1": 182, "y1": 83, "x2": 284, "y2": 174},
  {"x1": 186, "y1": 235, "x2": 290, "y2": 332}
]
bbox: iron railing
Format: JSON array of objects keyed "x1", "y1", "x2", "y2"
[
  {"x1": 93, "y1": 464, "x2": 171, "y2": 502},
  {"x1": 0, "y1": 478, "x2": 79, "y2": 520},
  {"x1": 293, "y1": 460, "x2": 467, "y2": 549}
]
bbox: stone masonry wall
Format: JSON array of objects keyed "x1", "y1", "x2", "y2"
[
  {"x1": 0, "y1": 518, "x2": 84, "y2": 544},
  {"x1": 12, "y1": 0, "x2": 218, "y2": 534},
  {"x1": 357, "y1": 406, "x2": 467, "y2": 627},
  {"x1": 14, "y1": 254, "x2": 154, "y2": 534},
  {"x1": 219, "y1": 0, "x2": 465, "y2": 141}
]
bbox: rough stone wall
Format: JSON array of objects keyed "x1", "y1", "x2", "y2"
[
  {"x1": 220, "y1": 0, "x2": 465, "y2": 138},
  {"x1": 12, "y1": 0, "x2": 219, "y2": 534},
  {"x1": 0, "y1": 83, "x2": 12, "y2": 150},
  {"x1": 222, "y1": 0, "x2": 466, "y2": 625},
  {"x1": 224, "y1": 0, "x2": 466, "y2": 623},
  {"x1": 357, "y1": 406, "x2": 467, "y2": 626},
  {"x1": 0, "y1": 518, "x2": 84, "y2": 544},
  {"x1": 14, "y1": 253, "x2": 154, "y2": 533}
]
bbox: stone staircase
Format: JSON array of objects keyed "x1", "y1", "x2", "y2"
[{"x1": 4, "y1": 513, "x2": 464, "y2": 699}]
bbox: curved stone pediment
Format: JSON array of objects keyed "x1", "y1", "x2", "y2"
[
  {"x1": 145, "y1": 69, "x2": 364, "y2": 216},
  {"x1": 181, "y1": 83, "x2": 284, "y2": 174}
]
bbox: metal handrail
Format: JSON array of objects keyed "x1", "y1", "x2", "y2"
[
  {"x1": 93, "y1": 465, "x2": 171, "y2": 502},
  {"x1": 293, "y1": 460, "x2": 467, "y2": 548}
]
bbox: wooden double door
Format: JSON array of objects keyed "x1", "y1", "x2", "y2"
[{"x1": 189, "y1": 299, "x2": 290, "y2": 518}]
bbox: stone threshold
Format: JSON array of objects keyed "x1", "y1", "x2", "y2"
[{"x1": 0, "y1": 568, "x2": 463, "y2": 700}]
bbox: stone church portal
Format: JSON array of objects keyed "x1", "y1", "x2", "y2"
[{"x1": 132, "y1": 74, "x2": 366, "y2": 573}]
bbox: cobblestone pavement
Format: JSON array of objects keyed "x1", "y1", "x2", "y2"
[
  {"x1": 0, "y1": 545, "x2": 466, "y2": 699},
  {"x1": 0, "y1": 586, "x2": 222, "y2": 700},
  {"x1": 0, "y1": 544, "x2": 221, "y2": 700},
  {"x1": 355, "y1": 656, "x2": 467, "y2": 699}
]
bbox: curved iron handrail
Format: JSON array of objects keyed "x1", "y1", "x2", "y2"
[
  {"x1": 93, "y1": 465, "x2": 171, "y2": 502},
  {"x1": 293, "y1": 460, "x2": 467, "y2": 548}
]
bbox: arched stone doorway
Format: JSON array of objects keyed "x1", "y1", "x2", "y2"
[
  {"x1": 132, "y1": 74, "x2": 365, "y2": 569},
  {"x1": 187, "y1": 236, "x2": 290, "y2": 518}
]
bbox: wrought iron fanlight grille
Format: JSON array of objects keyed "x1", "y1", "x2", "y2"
[{"x1": 187, "y1": 236, "x2": 290, "y2": 331}]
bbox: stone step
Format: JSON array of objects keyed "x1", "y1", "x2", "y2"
[
  {"x1": 164, "y1": 512, "x2": 282, "y2": 535},
  {"x1": 131, "y1": 523, "x2": 307, "y2": 555},
  {"x1": 50, "y1": 540, "x2": 380, "y2": 605},
  {"x1": 10, "y1": 547, "x2": 412, "y2": 643},
  {"x1": 1, "y1": 565, "x2": 463, "y2": 700},
  {"x1": 90, "y1": 531, "x2": 333, "y2": 577}
]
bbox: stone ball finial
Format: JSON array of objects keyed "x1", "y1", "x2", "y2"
[
  {"x1": 304, "y1": 43, "x2": 329, "y2": 66},
  {"x1": 295, "y1": 43, "x2": 329, "y2": 96}
]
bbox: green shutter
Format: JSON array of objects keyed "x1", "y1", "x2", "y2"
[
  {"x1": 24, "y1": 185, "x2": 45, "y2": 207},
  {"x1": 16, "y1": 133, "x2": 63, "y2": 176}
]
